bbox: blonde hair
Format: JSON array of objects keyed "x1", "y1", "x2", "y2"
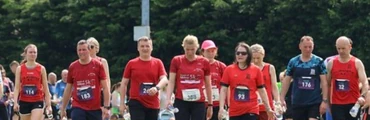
[
  {"x1": 182, "y1": 35, "x2": 199, "y2": 48},
  {"x1": 250, "y1": 44, "x2": 265, "y2": 55},
  {"x1": 87, "y1": 37, "x2": 100, "y2": 53},
  {"x1": 21, "y1": 44, "x2": 37, "y2": 64},
  {"x1": 300, "y1": 36, "x2": 314, "y2": 43}
]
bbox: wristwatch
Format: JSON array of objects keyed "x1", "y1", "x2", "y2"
[
  {"x1": 322, "y1": 99, "x2": 328, "y2": 103},
  {"x1": 103, "y1": 106, "x2": 111, "y2": 110},
  {"x1": 208, "y1": 104, "x2": 213, "y2": 107},
  {"x1": 155, "y1": 86, "x2": 160, "y2": 91}
]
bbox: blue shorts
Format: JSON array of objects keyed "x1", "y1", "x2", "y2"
[{"x1": 71, "y1": 107, "x2": 102, "y2": 120}]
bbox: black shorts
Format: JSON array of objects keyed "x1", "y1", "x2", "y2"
[
  {"x1": 66, "y1": 109, "x2": 72, "y2": 119},
  {"x1": 292, "y1": 103, "x2": 320, "y2": 120},
  {"x1": 128, "y1": 99, "x2": 159, "y2": 120},
  {"x1": 283, "y1": 101, "x2": 293, "y2": 119},
  {"x1": 331, "y1": 104, "x2": 359, "y2": 120},
  {"x1": 174, "y1": 99, "x2": 206, "y2": 120},
  {"x1": 19, "y1": 101, "x2": 44, "y2": 114}
]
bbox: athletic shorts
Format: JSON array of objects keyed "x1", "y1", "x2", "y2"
[
  {"x1": 292, "y1": 103, "x2": 320, "y2": 120},
  {"x1": 331, "y1": 104, "x2": 359, "y2": 120},
  {"x1": 174, "y1": 99, "x2": 206, "y2": 120},
  {"x1": 230, "y1": 113, "x2": 258, "y2": 120},
  {"x1": 128, "y1": 99, "x2": 159, "y2": 120},
  {"x1": 19, "y1": 101, "x2": 44, "y2": 114}
]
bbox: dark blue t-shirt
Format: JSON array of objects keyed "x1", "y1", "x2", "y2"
[{"x1": 286, "y1": 54, "x2": 327, "y2": 105}]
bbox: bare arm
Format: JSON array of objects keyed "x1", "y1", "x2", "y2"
[
  {"x1": 218, "y1": 86, "x2": 228, "y2": 109},
  {"x1": 101, "y1": 59, "x2": 111, "y2": 92},
  {"x1": 120, "y1": 78, "x2": 129, "y2": 107},
  {"x1": 61, "y1": 83, "x2": 72, "y2": 110},
  {"x1": 320, "y1": 74, "x2": 328, "y2": 101},
  {"x1": 356, "y1": 59, "x2": 369, "y2": 95},
  {"x1": 166, "y1": 72, "x2": 176, "y2": 104},
  {"x1": 13, "y1": 67, "x2": 21, "y2": 105},
  {"x1": 280, "y1": 76, "x2": 292, "y2": 102},
  {"x1": 270, "y1": 65, "x2": 280, "y2": 102},
  {"x1": 156, "y1": 75, "x2": 168, "y2": 89},
  {"x1": 101, "y1": 79, "x2": 110, "y2": 107},
  {"x1": 204, "y1": 75, "x2": 212, "y2": 104},
  {"x1": 258, "y1": 88, "x2": 272, "y2": 110},
  {"x1": 41, "y1": 67, "x2": 51, "y2": 107},
  {"x1": 326, "y1": 60, "x2": 333, "y2": 101}
]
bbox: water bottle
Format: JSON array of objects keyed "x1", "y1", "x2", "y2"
[
  {"x1": 9, "y1": 99, "x2": 14, "y2": 107},
  {"x1": 274, "y1": 102, "x2": 283, "y2": 120},
  {"x1": 221, "y1": 109, "x2": 229, "y2": 120},
  {"x1": 123, "y1": 110, "x2": 131, "y2": 120},
  {"x1": 168, "y1": 106, "x2": 179, "y2": 113},
  {"x1": 46, "y1": 110, "x2": 53, "y2": 119},
  {"x1": 349, "y1": 103, "x2": 360, "y2": 117}
]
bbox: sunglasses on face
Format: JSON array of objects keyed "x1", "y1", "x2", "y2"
[
  {"x1": 235, "y1": 51, "x2": 248, "y2": 56},
  {"x1": 89, "y1": 45, "x2": 95, "y2": 49}
]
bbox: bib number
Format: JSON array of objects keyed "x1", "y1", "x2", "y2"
[
  {"x1": 77, "y1": 87, "x2": 93, "y2": 101},
  {"x1": 204, "y1": 87, "x2": 220, "y2": 101},
  {"x1": 140, "y1": 83, "x2": 154, "y2": 96},
  {"x1": 234, "y1": 86, "x2": 250, "y2": 102},
  {"x1": 182, "y1": 89, "x2": 201, "y2": 101},
  {"x1": 23, "y1": 85, "x2": 37, "y2": 96},
  {"x1": 335, "y1": 79, "x2": 349, "y2": 91},
  {"x1": 298, "y1": 76, "x2": 315, "y2": 90}
]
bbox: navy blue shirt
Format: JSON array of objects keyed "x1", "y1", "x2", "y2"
[{"x1": 286, "y1": 54, "x2": 327, "y2": 105}]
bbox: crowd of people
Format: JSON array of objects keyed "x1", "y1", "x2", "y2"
[{"x1": 0, "y1": 35, "x2": 370, "y2": 120}]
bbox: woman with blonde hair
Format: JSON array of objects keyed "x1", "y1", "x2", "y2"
[
  {"x1": 250, "y1": 44, "x2": 281, "y2": 120},
  {"x1": 13, "y1": 44, "x2": 52, "y2": 120},
  {"x1": 166, "y1": 35, "x2": 213, "y2": 120}
]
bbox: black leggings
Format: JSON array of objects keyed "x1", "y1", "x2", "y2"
[
  {"x1": 174, "y1": 99, "x2": 206, "y2": 120},
  {"x1": 0, "y1": 104, "x2": 8, "y2": 120}
]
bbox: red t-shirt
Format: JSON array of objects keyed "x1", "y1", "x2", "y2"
[
  {"x1": 170, "y1": 55, "x2": 210, "y2": 102},
  {"x1": 123, "y1": 57, "x2": 167, "y2": 109},
  {"x1": 67, "y1": 59, "x2": 106, "y2": 110},
  {"x1": 221, "y1": 64, "x2": 264, "y2": 116},
  {"x1": 330, "y1": 56, "x2": 359, "y2": 104},
  {"x1": 205, "y1": 60, "x2": 226, "y2": 106},
  {"x1": 258, "y1": 63, "x2": 274, "y2": 111},
  {"x1": 19, "y1": 64, "x2": 44, "y2": 102}
]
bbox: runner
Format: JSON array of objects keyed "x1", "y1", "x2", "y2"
[
  {"x1": 120, "y1": 36, "x2": 168, "y2": 120},
  {"x1": 110, "y1": 83, "x2": 122, "y2": 119},
  {"x1": 13, "y1": 44, "x2": 52, "y2": 120},
  {"x1": 327, "y1": 36, "x2": 368, "y2": 120},
  {"x1": 166, "y1": 35, "x2": 213, "y2": 120},
  {"x1": 280, "y1": 36, "x2": 328, "y2": 120},
  {"x1": 47, "y1": 72, "x2": 58, "y2": 120},
  {"x1": 200, "y1": 40, "x2": 227, "y2": 120},
  {"x1": 55, "y1": 69, "x2": 72, "y2": 120},
  {"x1": 250, "y1": 44, "x2": 281, "y2": 120},
  {"x1": 218, "y1": 42, "x2": 274, "y2": 120},
  {"x1": 279, "y1": 70, "x2": 293, "y2": 120},
  {"x1": 59, "y1": 40, "x2": 110, "y2": 120},
  {"x1": 0, "y1": 66, "x2": 7, "y2": 120}
]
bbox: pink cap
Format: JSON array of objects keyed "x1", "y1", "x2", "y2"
[{"x1": 201, "y1": 40, "x2": 217, "y2": 50}]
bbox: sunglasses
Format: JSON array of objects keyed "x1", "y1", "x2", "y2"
[
  {"x1": 89, "y1": 45, "x2": 95, "y2": 49},
  {"x1": 235, "y1": 51, "x2": 248, "y2": 56}
]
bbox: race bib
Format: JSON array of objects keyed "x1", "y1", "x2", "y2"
[
  {"x1": 140, "y1": 83, "x2": 154, "y2": 96},
  {"x1": 22, "y1": 85, "x2": 37, "y2": 96},
  {"x1": 335, "y1": 79, "x2": 349, "y2": 91},
  {"x1": 182, "y1": 89, "x2": 201, "y2": 101},
  {"x1": 204, "y1": 87, "x2": 220, "y2": 101},
  {"x1": 77, "y1": 87, "x2": 93, "y2": 101},
  {"x1": 234, "y1": 86, "x2": 250, "y2": 102},
  {"x1": 298, "y1": 76, "x2": 315, "y2": 90}
]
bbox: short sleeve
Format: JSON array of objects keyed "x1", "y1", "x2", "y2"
[
  {"x1": 169, "y1": 57, "x2": 178, "y2": 73},
  {"x1": 157, "y1": 59, "x2": 167, "y2": 77},
  {"x1": 203, "y1": 59, "x2": 211, "y2": 76},
  {"x1": 318, "y1": 59, "x2": 327, "y2": 75},
  {"x1": 221, "y1": 66, "x2": 230, "y2": 86},
  {"x1": 67, "y1": 64, "x2": 74, "y2": 84},
  {"x1": 285, "y1": 59, "x2": 295, "y2": 76},
  {"x1": 123, "y1": 60, "x2": 132, "y2": 79},
  {"x1": 255, "y1": 68, "x2": 265, "y2": 87},
  {"x1": 99, "y1": 62, "x2": 107, "y2": 81}
]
